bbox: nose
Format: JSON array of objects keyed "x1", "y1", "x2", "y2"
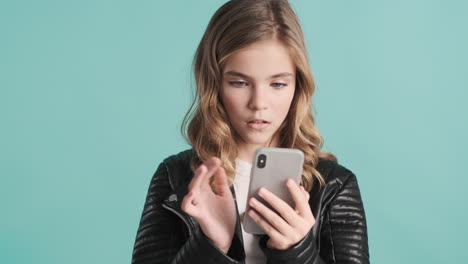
[{"x1": 248, "y1": 85, "x2": 268, "y2": 111}]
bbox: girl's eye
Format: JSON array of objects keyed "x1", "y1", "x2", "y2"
[
  {"x1": 228, "y1": 81, "x2": 286, "y2": 88},
  {"x1": 229, "y1": 81, "x2": 248, "y2": 87},
  {"x1": 272, "y1": 83, "x2": 287, "y2": 89}
]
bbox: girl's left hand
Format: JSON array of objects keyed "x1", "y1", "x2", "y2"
[{"x1": 247, "y1": 178, "x2": 316, "y2": 250}]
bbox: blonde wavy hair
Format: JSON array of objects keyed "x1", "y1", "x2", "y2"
[{"x1": 181, "y1": 0, "x2": 336, "y2": 192}]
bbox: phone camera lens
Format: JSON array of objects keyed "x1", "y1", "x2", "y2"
[{"x1": 257, "y1": 154, "x2": 267, "y2": 168}]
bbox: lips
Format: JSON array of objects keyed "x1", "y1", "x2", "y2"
[
  {"x1": 246, "y1": 119, "x2": 270, "y2": 130},
  {"x1": 247, "y1": 119, "x2": 270, "y2": 124}
]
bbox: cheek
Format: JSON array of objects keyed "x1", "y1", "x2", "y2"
[
  {"x1": 275, "y1": 89, "x2": 295, "y2": 113},
  {"x1": 221, "y1": 92, "x2": 242, "y2": 119},
  {"x1": 221, "y1": 94, "x2": 234, "y2": 111},
  {"x1": 221, "y1": 85, "x2": 251, "y2": 106}
]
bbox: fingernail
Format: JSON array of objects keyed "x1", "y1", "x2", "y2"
[
  {"x1": 286, "y1": 179, "x2": 294, "y2": 187},
  {"x1": 258, "y1": 188, "x2": 266, "y2": 197}
]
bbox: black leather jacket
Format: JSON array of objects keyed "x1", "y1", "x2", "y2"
[{"x1": 131, "y1": 149, "x2": 369, "y2": 263}]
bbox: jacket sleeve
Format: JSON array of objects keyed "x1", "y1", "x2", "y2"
[
  {"x1": 259, "y1": 172, "x2": 370, "y2": 264},
  {"x1": 131, "y1": 162, "x2": 244, "y2": 264}
]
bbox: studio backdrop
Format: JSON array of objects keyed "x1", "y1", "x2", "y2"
[{"x1": 1, "y1": 0, "x2": 467, "y2": 263}]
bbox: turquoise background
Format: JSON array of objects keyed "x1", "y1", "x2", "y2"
[{"x1": 1, "y1": 0, "x2": 467, "y2": 263}]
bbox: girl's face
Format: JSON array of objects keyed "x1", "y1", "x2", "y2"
[{"x1": 221, "y1": 39, "x2": 296, "y2": 149}]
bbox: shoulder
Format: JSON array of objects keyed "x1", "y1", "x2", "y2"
[
  {"x1": 311, "y1": 159, "x2": 363, "y2": 217},
  {"x1": 159, "y1": 148, "x2": 194, "y2": 192},
  {"x1": 316, "y1": 158, "x2": 357, "y2": 190},
  {"x1": 161, "y1": 148, "x2": 193, "y2": 169}
]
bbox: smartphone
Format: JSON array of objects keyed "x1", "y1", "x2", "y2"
[{"x1": 242, "y1": 147, "x2": 304, "y2": 234}]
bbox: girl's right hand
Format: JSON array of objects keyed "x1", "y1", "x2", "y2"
[{"x1": 181, "y1": 157, "x2": 237, "y2": 254}]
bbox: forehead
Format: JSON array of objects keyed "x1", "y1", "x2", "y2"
[{"x1": 222, "y1": 39, "x2": 295, "y2": 79}]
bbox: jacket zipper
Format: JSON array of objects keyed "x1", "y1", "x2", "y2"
[{"x1": 162, "y1": 203, "x2": 193, "y2": 237}]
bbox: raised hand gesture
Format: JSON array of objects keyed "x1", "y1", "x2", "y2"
[{"x1": 181, "y1": 157, "x2": 237, "y2": 253}]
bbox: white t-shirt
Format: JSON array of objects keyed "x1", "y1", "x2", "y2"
[{"x1": 233, "y1": 158, "x2": 267, "y2": 264}]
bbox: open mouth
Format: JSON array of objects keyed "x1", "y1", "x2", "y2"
[
  {"x1": 246, "y1": 119, "x2": 270, "y2": 129},
  {"x1": 247, "y1": 119, "x2": 269, "y2": 124}
]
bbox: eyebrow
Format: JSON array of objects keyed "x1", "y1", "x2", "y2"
[{"x1": 223, "y1": 71, "x2": 293, "y2": 79}]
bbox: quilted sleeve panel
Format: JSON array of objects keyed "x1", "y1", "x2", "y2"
[
  {"x1": 131, "y1": 162, "x2": 183, "y2": 264},
  {"x1": 321, "y1": 172, "x2": 370, "y2": 264}
]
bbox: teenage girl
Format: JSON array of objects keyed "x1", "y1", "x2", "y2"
[{"x1": 132, "y1": 0, "x2": 369, "y2": 263}]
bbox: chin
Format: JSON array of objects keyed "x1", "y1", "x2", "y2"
[{"x1": 242, "y1": 135, "x2": 273, "y2": 146}]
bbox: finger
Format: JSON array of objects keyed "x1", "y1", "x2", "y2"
[
  {"x1": 257, "y1": 187, "x2": 299, "y2": 227},
  {"x1": 190, "y1": 157, "x2": 220, "y2": 192},
  {"x1": 300, "y1": 185, "x2": 313, "y2": 219},
  {"x1": 286, "y1": 179, "x2": 310, "y2": 217},
  {"x1": 248, "y1": 197, "x2": 293, "y2": 235},
  {"x1": 188, "y1": 164, "x2": 207, "y2": 191},
  {"x1": 213, "y1": 166, "x2": 230, "y2": 196},
  {"x1": 247, "y1": 209, "x2": 283, "y2": 241},
  {"x1": 205, "y1": 157, "x2": 221, "y2": 170},
  {"x1": 201, "y1": 157, "x2": 221, "y2": 190},
  {"x1": 181, "y1": 191, "x2": 198, "y2": 216},
  {"x1": 300, "y1": 185, "x2": 310, "y2": 200}
]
